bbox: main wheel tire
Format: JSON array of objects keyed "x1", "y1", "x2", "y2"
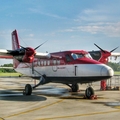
[
  {"x1": 85, "y1": 87, "x2": 94, "y2": 99},
  {"x1": 23, "y1": 84, "x2": 32, "y2": 95},
  {"x1": 71, "y1": 83, "x2": 79, "y2": 92}
]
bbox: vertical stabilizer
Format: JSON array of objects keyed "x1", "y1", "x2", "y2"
[
  {"x1": 12, "y1": 30, "x2": 20, "y2": 50},
  {"x1": 11, "y1": 30, "x2": 20, "y2": 68}
]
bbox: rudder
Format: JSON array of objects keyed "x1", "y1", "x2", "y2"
[
  {"x1": 11, "y1": 30, "x2": 20, "y2": 68},
  {"x1": 12, "y1": 30, "x2": 20, "y2": 50}
]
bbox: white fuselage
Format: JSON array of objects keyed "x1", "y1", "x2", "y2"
[{"x1": 15, "y1": 61, "x2": 114, "y2": 84}]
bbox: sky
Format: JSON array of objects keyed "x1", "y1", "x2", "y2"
[{"x1": 0, "y1": 0, "x2": 120, "y2": 65}]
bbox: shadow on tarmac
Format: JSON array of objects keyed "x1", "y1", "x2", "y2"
[
  {"x1": 0, "y1": 90, "x2": 47, "y2": 102},
  {"x1": 0, "y1": 87, "x2": 86, "y2": 101},
  {"x1": 93, "y1": 101, "x2": 120, "y2": 108}
]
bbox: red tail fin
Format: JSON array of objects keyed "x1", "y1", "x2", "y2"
[
  {"x1": 12, "y1": 30, "x2": 20, "y2": 68},
  {"x1": 12, "y1": 30, "x2": 20, "y2": 50}
]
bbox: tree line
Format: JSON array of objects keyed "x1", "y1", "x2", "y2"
[
  {"x1": 0, "y1": 63, "x2": 16, "y2": 73},
  {"x1": 107, "y1": 62, "x2": 120, "y2": 71}
]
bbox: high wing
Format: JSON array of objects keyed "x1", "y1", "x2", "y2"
[
  {"x1": 0, "y1": 49, "x2": 51, "y2": 59},
  {"x1": 35, "y1": 52, "x2": 51, "y2": 59},
  {"x1": 0, "y1": 49, "x2": 13, "y2": 59},
  {"x1": 110, "y1": 52, "x2": 120, "y2": 60},
  {"x1": 111, "y1": 52, "x2": 120, "y2": 57}
]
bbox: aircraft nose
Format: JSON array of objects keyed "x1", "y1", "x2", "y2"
[{"x1": 101, "y1": 65, "x2": 114, "y2": 77}]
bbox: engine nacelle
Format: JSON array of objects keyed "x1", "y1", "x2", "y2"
[
  {"x1": 21, "y1": 47, "x2": 35, "y2": 63},
  {"x1": 99, "y1": 51, "x2": 111, "y2": 64},
  {"x1": 22, "y1": 55, "x2": 34, "y2": 63},
  {"x1": 12, "y1": 46, "x2": 51, "y2": 63}
]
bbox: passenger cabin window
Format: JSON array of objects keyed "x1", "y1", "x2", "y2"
[
  {"x1": 53, "y1": 59, "x2": 57, "y2": 65},
  {"x1": 57, "y1": 60, "x2": 60, "y2": 65},
  {"x1": 47, "y1": 60, "x2": 50, "y2": 65},
  {"x1": 65, "y1": 54, "x2": 72, "y2": 62},
  {"x1": 44, "y1": 61, "x2": 46, "y2": 66},
  {"x1": 41, "y1": 61, "x2": 43, "y2": 65},
  {"x1": 38, "y1": 61, "x2": 40, "y2": 66}
]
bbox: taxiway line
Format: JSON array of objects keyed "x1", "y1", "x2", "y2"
[
  {"x1": 36, "y1": 109, "x2": 120, "y2": 120},
  {"x1": 0, "y1": 117, "x2": 4, "y2": 120},
  {"x1": 3, "y1": 99, "x2": 64, "y2": 119}
]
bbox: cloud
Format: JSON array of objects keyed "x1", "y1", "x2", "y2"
[
  {"x1": 60, "y1": 8, "x2": 120, "y2": 38},
  {"x1": 28, "y1": 34, "x2": 34, "y2": 37},
  {"x1": 74, "y1": 9, "x2": 109, "y2": 22},
  {"x1": 76, "y1": 22, "x2": 120, "y2": 37},
  {"x1": 60, "y1": 22, "x2": 120, "y2": 37},
  {"x1": 0, "y1": 30, "x2": 11, "y2": 40},
  {"x1": 29, "y1": 8, "x2": 66, "y2": 19}
]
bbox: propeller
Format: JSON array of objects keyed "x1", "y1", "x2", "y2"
[
  {"x1": 94, "y1": 43, "x2": 119, "y2": 53},
  {"x1": 34, "y1": 40, "x2": 48, "y2": 50},
  {"x1": 16, "y1": 41, "x2": 49, "y2": 63},
  {"x1": 20, "y1": 40, "x2": 48, "y2": 51},
  {"x1": 110, "y1": 46, "x2": 119, "y2": 53},
  {"x1": 20, "y1": 45, "x2": 27, "y2": 50},
  {"x1": 94, "y1": 43, "x2": 106, "y2": 53}
]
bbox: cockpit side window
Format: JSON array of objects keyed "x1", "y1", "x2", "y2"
[
  {"x1": 71, "y1": 53, "x2": 77, "y2": 59},
  {"x1": 71, "y1": 53, "x2": 92, "y2": 60},
  {"x1": 65, "y1": 54, "x2": 72, "y2": 62},
  {"x1": 71, "y1": 53, "x2": 83, "y2": 60}
]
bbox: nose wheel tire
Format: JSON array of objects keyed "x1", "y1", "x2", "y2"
[
  {"x1": 23, "y1": 84, "x2": 32, "y2": 95},
  {"x1": 85, "y1": 87, "x2": 94, "y2": 99}
]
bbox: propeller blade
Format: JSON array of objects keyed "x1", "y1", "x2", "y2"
[
  {"x1": 34, "y1": 40, "x2": 48, "y2": 50},
  {"x1": 20, "y1": 45, "x2": 30, "y2": 51},
  {"x1": 20, "y1": 45, "x2": 26, "y2": 50},
  {"x1": 94, "y1": 43, "x2": 106, "y2": 53},
  {"x1": 110, "y1": 46, "x2": 119, "y2": 53}
]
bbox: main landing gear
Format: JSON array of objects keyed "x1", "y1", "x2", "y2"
[
  {"x1": 23, "y1": 84, "x2": 32, "y2": 95},
  {"x1": 67, "y1": 83, "x2": 79, "y2": 92},
  {"x1": 23, "y1": 75, "x2": 46, "y2": 95}
]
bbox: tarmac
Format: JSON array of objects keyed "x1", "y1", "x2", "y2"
[{"x1": 0, "y1": 77, "x2": 120, "y2": 120}]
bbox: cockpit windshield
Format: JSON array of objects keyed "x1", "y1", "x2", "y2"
[
  {"x1": 84, "y1": 53, "x2": 93, "y2": 59},
  {"x1": 71, "y1": 53, "x2": 92, "y2": 60}
]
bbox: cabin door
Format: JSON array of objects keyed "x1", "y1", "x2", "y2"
[
  {"x1": 52, "y1": 59, "x2": 57, "y2": 72},
  {"x1": 74, "y1": 65, "x2": 78, "y2": 76}
]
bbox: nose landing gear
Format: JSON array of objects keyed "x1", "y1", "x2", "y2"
[
  {"x1": 85, "y1": 87, "x2": 97, "y2": 99},
  {"x1": 85, "y1": 87, "x2": 94, "y2": 99},
  {"x1": 67, "y1": 83, "x2": 97, "y2": 99}
]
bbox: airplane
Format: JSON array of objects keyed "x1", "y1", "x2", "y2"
[{"x1": 0, "y1": 30, "x2": 114, "y2": 99}]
